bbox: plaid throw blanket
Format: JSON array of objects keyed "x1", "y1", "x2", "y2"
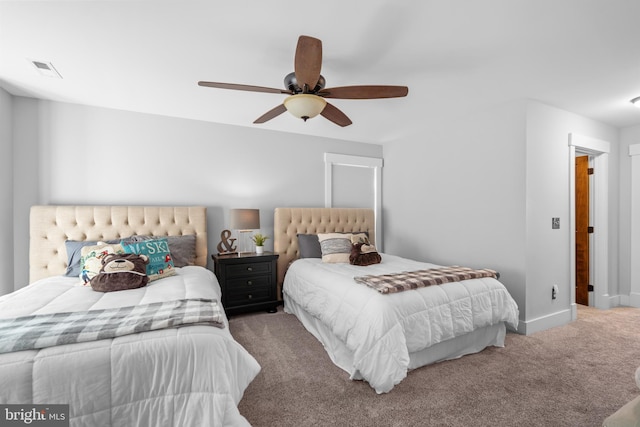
[
  {"x1": 0, "y1": 298, "x2": 224, "y2": 354},
  {"x1": 354, "y1": 266, "x2": 499, "y2": 294}
]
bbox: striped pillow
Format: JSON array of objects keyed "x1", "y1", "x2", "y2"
[{"x1": 317, "y1": 232, "x2": 369, "y2": 263}]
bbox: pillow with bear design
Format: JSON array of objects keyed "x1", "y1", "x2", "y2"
[
  {"x1": 65, "y1": 238, "x2": 123, "y2": 277},
  {"x1": 90, "y1": 253, "x2": 150, "y2": 292},
  {"x1": 79, "y1": 242, "x2": 125, "y2": 285},
  {"x1": 121, "y1": 237, "x2": 175, "y2": 281}
]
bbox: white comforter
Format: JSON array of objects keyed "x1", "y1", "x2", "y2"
[
  {"x1": 283, "y1": 255, "x2": 519, "y2": 393},
  {"x1": 0, "y1": 267, "x2": 260, "y2": 427}
]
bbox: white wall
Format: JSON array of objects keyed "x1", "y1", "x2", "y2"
[
  {"x1": 0, "y1": 88, "x2": 13, "y2": 295},
  {"x1": 331, "y1": 164, "x2": 375, "y2": 209},
  {"x1": 11, "y1": 98, "x2": 45, "y2": 289},
  {"x1": 619, "y1": 124, "x2": 640, "y2": 302},
  {"x1": 10, "y1": 98, "x2": 382, "y2": 290},
  {"x1": 524, "y1": 102, "x2": 618, "y2": 332},
  {"x1": 384, "y1": 99, "x2": 528, "y2": 324},
  {"x1": 383, "y1": 99, "x2": 620, "y2": 334}
]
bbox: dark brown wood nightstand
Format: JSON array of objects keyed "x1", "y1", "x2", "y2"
[{"x1": 212, "y1": 252, "x2": 279, "y2": 316}]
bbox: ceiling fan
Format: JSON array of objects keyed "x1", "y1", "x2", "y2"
[{"x1": 198, "y1": 35, "x2": 409, "y2": 127}]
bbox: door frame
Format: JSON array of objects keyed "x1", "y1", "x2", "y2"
[
  {"x1": 324, "y1": 152, "x2": 384, "y2": 251},
  {"x1": 629, "y1": 144, "x2": 640, "y2": 307},
  {"x1": 568, "y1": 133, "x2": 610, "y2": 319}
]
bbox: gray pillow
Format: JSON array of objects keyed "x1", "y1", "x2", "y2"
[
  {"x1": 166, "y1": 235, "x2": 197, "y2": 267},
  {"x1": 297, "y1": 234, "x2": 322, "y2": 258},
  {"x1": 121, "y1": 234, "x2": 197, "y2": 267}
]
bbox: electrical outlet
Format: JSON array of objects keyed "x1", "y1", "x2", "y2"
[{"x1": 552, "y1": 284, "x2": 558, "y2": 300}]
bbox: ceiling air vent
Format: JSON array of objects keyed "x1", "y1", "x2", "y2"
[{"x1": 28, "y1": 59, "x2": 62, "y2": 78}]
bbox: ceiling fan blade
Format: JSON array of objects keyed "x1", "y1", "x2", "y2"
[
  {"x1": 254, "y1": 104, "x2": 287, "y2": 124},
  {"x1": 294, "y1": 36, "x2": 322, "y2": 92},
  {"x1": 318, "y1": 85, "x2": 408, "y2": 99},
  {"x1": 320, "y1": 102, "x2": 352, "y2": 127},
  {"x1": 198, "y1": 81, "x2": 292, "y2": 95}
]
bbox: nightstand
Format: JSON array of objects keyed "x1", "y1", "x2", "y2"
[{"x1": 212, "y1": 252, "x2": 279, "y2": 316}]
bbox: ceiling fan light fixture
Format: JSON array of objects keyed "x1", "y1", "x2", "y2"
[
  {"x1": 631, "y1": 96, "x2": 640, "y2": 108},
  {"x1": 198, "y1": 36, "x2": 407, "y2": 126},
  {"x1": 283, "y1": 94, "x2": 327, "y2": 121}
]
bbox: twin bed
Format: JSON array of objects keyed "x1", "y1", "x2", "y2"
[
  {"x1": 274, "y1": 207, "x2": 519, "y2": 394},
  {"x1": 0, "y1": 206, "x2": 260, "y2": 426},
  {"x1": 0, "y1": 205, "x2": 519, "y2": 425}
]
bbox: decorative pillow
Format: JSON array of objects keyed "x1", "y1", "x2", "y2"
[
  {"x1": 166, "y1": 235, "x2": 197, "y2": 267},
  {"x1": 297, "y1": 234, "x2": 323, "y2": 258},
  {"x1": 79, "y1": 242, "x2": 125, "y2": 285},
  {"x1": 90, "y1": 253, "x2": 149, "y2": 293},
  {"x1": 349, "y1": 242, "x2": 382, "y2": 266},
  {"x1": 121, "y1": 237, "x2": 176, "y2": 281},
  {"x1": 65, "y1": 238, "x2": 120, "y2": 277},
  {"x1": 317, "y1": 232, "x2": 369, "y2": 263},
  {"x1": 121, "y1": 235, "x2": 197, "y2": 267},
  {"x1": 298, "y1": 232, "x2": 369, "y2": 259}
]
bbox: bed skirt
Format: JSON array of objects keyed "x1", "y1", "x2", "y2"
[{"x1": 284, "y1": 296, "x2": 506, "y2": 383}]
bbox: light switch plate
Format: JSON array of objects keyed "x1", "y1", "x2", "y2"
[{"x1": 552, "y1": 218, "x2": 560, "y2": 229}]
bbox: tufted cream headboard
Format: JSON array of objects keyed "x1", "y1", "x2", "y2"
[
  {"x1": 273, "y1": 207, "x2": 375, "y2": 295},
  {"x1": 29, "y1": 205, "x2": 208, "y2": 283}
]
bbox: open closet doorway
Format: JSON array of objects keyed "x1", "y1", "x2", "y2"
[
  {"x1": 574, "y1": 155, "x2": 593, "y2": 306},
  {"x1": 568, "y1": 133, "x2": 610, "y2": 319}
]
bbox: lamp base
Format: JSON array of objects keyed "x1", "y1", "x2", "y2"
[{"x1": 237, "y1": 230, "x2": 253, "y2": 254}]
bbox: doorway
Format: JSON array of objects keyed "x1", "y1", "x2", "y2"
[
  {"x1": 574, "y1": 155, "x2": 591, "y2": 306},
  {"x1": 568, "y1": 133, "x2": 610, "y2": 319}
]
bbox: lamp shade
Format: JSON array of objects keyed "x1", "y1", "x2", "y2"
[
  {"x1": 229, "y1": 209, "x2": 260, "y2": 230},
  {"x1": 283, "y1": 94, "x2": 327, "y2": 121}
]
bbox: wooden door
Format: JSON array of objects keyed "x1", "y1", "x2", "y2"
[{"x1": 575, "y1": 155, "x2": 590, "y2": 305}]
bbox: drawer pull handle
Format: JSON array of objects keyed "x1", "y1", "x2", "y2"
[
  {"x1": 247, "y1": 267, "x2": 253, "y2": 272},
  {"x1": 247, "y1": 280, "x2": 253, "y2": 285},
  {"x1": 247, "y1": 294, "x2": 253, "y2": 300}
]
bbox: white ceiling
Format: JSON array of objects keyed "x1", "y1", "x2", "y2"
[{"x1": 2, "y1": 0, "x2": 640, "y2": 144}]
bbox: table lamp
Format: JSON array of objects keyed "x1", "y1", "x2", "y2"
[{"x1": 230, "y1": 208, "x2": 260, "y2": 255}]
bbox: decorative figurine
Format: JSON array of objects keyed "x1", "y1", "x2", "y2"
[{"x1": 217, "y1": 229, "x2": 237, "y2": 254}]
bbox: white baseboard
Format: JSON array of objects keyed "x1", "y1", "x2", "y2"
[
  {"x1": 629, "y1": 292, "x2": 640, "y2": 308},
  {"x1": 517, "y1": 296, "x2": 640, "y2": 336},
  {"x1": 607, "y1": 293, "x2": 640, "y2": 308},
  {"x1": 517, "y1": 308, "x2": 572, "y2": 335}
]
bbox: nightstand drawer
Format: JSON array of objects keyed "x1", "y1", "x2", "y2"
[
  {"x1": 226, "y1": 286, "x2": 272, "y2": 305},
  {"x1": 226, "y1": 262, "x2": 271, "y2": 277},
  {"x1": 226, "y1": 275, "x2": 271, "y2": 289}
]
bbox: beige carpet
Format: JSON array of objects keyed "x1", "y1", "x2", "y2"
[{"x1": 229, "y1": 305, "x2": 640, "y2": 427}]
